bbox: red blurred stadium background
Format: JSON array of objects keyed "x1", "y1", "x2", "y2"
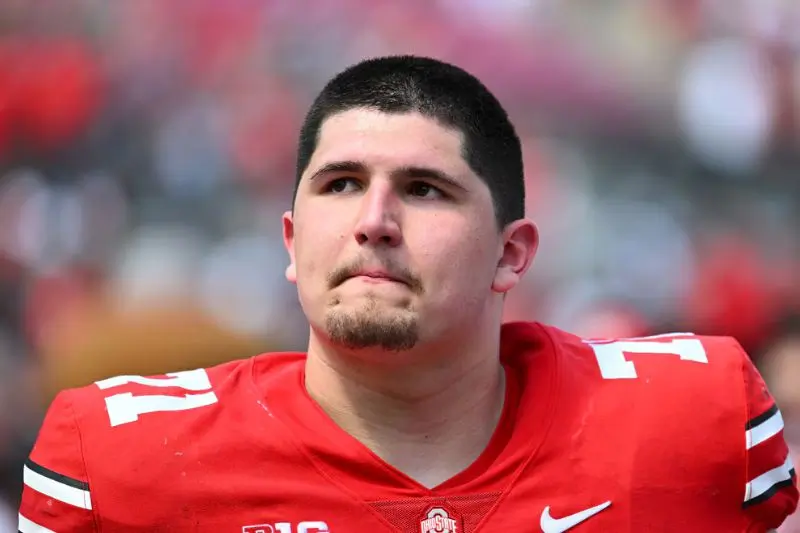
[{"x1": 0, "y1": 1, "x2": 798, "y2": 530}]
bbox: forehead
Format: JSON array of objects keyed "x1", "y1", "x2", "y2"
[{"x1": 304, "y1": 109, "x2": 474, "y2": 180}]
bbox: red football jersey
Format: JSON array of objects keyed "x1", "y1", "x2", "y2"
[{"x1": 19, "y1": 322, "x2": 799, "y2": 532}]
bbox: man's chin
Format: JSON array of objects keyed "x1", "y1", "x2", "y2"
[{"x1": 324, "y1": 308, "x2": 419, "y2": 352}]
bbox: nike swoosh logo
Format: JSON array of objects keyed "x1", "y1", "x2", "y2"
[{"x1": 540, "y1": 500, "x2": 611, "y2": 533}]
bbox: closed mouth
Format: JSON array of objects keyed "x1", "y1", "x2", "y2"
[{"x1": 350, "y1": 272, "x2": 406, "y2": 284}]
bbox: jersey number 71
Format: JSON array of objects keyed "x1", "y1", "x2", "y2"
[
  {"x1": 586, "y1": 334, "x2": 708, "y2": 380},
  {"x1": 96, "y1": 368, "x2": 218, "y2": 427}
]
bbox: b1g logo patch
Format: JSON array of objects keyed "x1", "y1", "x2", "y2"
[
  {"x1": 242, "y1": 522, "x2": 329, "y2": 533},
  {"x1": 242, "y1": 526, "x2": 275, "y2": 533},
  {"x1": 419, "y1": 506, "x2": 461, "y2": 533}
]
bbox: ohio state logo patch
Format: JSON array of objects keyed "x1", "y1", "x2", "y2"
[{"x1": 419, "y1": 506, "x2": 460, "y2": 533}]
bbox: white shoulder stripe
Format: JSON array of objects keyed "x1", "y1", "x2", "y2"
[
  {"x1": 23, "y1": 464, "x2": 92, "y2": 510},
  {"x1": 18, "y1": 513, "x2": 56, "y2": 533},
  {"x1": 746, "y1": 408, "x2": 785, "y2": 450},
  {"x1": 745, "y1": 455, "x2": 795, "y2": 503}
]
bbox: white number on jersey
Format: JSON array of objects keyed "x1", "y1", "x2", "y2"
[
  {"x1": 586, "y1": 334, "x2": 708, "y2": 380},
  {"x1": 96, "y1": 368, "x2": 218, "y2": 426}
]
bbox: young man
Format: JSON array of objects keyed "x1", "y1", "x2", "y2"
[{"x1": 19, "y1": 56, "x2": 798, "y2": 532}]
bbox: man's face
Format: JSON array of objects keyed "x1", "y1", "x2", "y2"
[{"x1": 284, "y1": 109, "x2": 534, "y2": 353}]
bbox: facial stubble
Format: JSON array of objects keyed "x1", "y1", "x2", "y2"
[
  {"x1": 324, "y1": 257, "x2": 424, "y2": 351},
  {"x1": 325, "y1": 293, "x2": 420, "y2": 352}
]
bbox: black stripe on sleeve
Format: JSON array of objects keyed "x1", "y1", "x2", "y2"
[
  {"x1": 746, "y1": 403, "x2": 779, "y2": 430},
  {"x1": 742, "y1": 468, "x2": 797, "y2": 508},
  {"x1": 25, "y1": 458, "x2": 89, "y2": 491}
]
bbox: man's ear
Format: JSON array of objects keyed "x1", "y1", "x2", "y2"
[
  {"x1": 282, "y1": 211, "x2": 297, "y2": 284},
  {"x1": 491, "y1": 218, "x2": 538, "y2": 294}
]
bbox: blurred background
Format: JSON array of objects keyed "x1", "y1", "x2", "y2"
[{"x1": 0, "y1": 0, "x2": 798, "y2": 530}]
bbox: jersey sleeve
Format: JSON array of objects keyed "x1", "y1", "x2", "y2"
[
  {"x1": 19, "y1": 390, "x2": 98, "y2": 532},
  {"x1": 737, "y1": 340, "x2": 799, "y2": 530}
]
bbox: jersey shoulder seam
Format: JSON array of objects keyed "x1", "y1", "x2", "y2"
[{"x1": 65, "y1": 389, "x2": 102, "y2": 532}]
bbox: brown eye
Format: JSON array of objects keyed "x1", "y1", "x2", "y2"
[
  {"x1": 407, "y1": 181, "x2": 443, "y2": 199},
  {"x1": 325, "y1": 178, "x2": 358, "y2": 194}
]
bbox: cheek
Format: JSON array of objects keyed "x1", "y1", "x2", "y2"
[
  {"x1": 293, "y1": 239, "x2": 331, "y2": 315},
  {"x1": 416, "y1": 221, "x2": 497, "y2": 291},
  {"x1": 294, "y1": 230, "x2": 324, "y2": 282},
  {"x1": 294, "y1": 222, "x2": 347, "y2": 285}
]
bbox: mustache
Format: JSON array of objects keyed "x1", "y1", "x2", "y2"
[{"x1": 327, "y1": 258, "x2": 424, "y2": 294}]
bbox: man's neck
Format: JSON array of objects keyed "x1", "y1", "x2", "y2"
[{"x1": 304, "y1": 333, "x2": 507, "y2": 488}]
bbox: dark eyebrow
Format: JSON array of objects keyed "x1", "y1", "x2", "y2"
[
  {"x1": 308, "y1": 161, "x2": 367, "y2": 182},
  {"x1": 391, "y1": 165, "x2": 467, "y2": 192}
]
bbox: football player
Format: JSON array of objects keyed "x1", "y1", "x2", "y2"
[{"x1": 19, "y1": 56, "x2": 798, "y2": 532}]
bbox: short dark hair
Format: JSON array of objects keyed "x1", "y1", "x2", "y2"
[{"x1": 294, "y1": 55, "x2": 525, "y2": 228}]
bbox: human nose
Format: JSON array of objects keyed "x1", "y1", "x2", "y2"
[{"x1": 352, "y1": 180, "x2": 402, "y2": 247}]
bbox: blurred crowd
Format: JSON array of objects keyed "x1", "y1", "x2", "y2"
[{"x1": 0, "y1": 0, "x2": 799, "y2": 530}]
